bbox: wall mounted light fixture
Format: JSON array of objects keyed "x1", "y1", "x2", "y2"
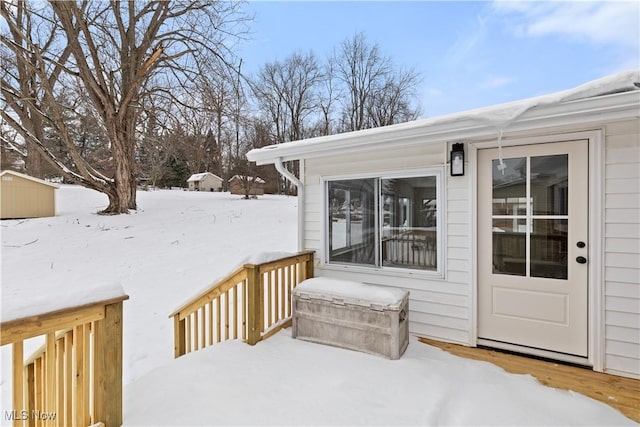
[{"x1": 450, "y1": 143, "x2": 465, "y2": 176}]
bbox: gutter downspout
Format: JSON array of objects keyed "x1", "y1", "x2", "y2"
[{"x1": 275, "y1": 158, "x2": 304, "y2": 252}]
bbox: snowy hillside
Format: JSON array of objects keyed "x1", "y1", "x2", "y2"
[{"x1": 1, "y1": 186, "x2": 297, "y2": 419}]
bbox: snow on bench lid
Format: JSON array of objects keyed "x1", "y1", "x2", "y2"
[{"x1": 294, "y1": 277, "x2": 408, "y2": 309}]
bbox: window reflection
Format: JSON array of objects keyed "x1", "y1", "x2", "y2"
[
  {"x1": 381, "y1": 177, "x2": 437, "y2": 270},
  {"x1": 531, "y1": 155, "x2": 568, "y2": 216},
  {"x1": 531, "y1": 219, "x2": 568, "y2": 279},
  {"x1": 490, "y1": 154, "x2": 570, "y2": 280},
  {"x1": 492, "y1": 158, "x2": 526, "y2": 215},
  {"x1": 328, "y1": 179, "x2": 376, "y2": 266},
  {"x1": 492, "y1": 219, "x2": 526, "y2": 276}
]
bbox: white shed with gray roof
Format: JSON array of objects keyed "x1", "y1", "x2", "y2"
[{"x1": 187, "y1": 172, "x2": 223, "y2": 192}]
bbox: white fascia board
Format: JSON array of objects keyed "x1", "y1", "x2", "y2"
[{"x1": 247, "y1": 90, "x2": 639, "y2": 165}]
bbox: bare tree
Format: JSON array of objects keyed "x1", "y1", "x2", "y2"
[
  {"x1": 0, "y1": 119, "x2": 23, "y2": 171},
  {"x1": 367, "y1": 68, "x2": 421, "y2": 127},
  {"x1": 0, "y1": 1, "x2": 70, "y2": 178},
  {"x1": 251, "y1": 51, "x2": 322, "y2": 192},
  {"x1": 1, "y1": 1, "x2": 248, "y2": 213},
  {"x1": 196, "y1": 57, "x2": 236, "y2": 178},
  {"x1": 333, "y1": 32, "x2": 421, "y2": 131},
  {"x1": 334, "y1": 32, "x2": 391, "y2": 131},
  {"x1": 230, "y1": 117, "x2": 271, "y2": 198},
  {"x1": 317, "y1": 59, "x2": 340, "y2": 136}
]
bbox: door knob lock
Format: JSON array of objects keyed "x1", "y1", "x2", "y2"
[{"x1": 576, "y1": 256, "x2": 587, "y2": 264}]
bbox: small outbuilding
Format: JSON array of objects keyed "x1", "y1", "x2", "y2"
[
  {"x1": 187, "y1": 172, "x2": 223, "y2": 192},
  {"x1": 0, "y1": 170, "x2": 59, "y2": 219},
  {"x1": 228, "y1": 175, "x2": 266, "y2": 196}
]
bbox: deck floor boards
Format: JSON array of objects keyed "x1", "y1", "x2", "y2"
[{"x1": 419, "y1": 338, "x2": 640, "y2": 423}]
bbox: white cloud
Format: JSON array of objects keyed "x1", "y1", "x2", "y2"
[
  {"x1": 425, "y1": 87, "x2": 443, "y2": 97},
  {"x1": 480, "y1": 75, "x2": 516, "y2": 89},
  {"x1": 443, "y1": 11, "x2": 492, "y2": 66},
  {"x1": 492, "y1": 1, "x2": 640, "y2": 48}
]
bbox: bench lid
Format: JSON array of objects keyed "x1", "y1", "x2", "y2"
[{"x1": 293, "y1": 277, "x2": 408, "y2": 310}]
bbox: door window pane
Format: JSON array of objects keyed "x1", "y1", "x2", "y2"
[
  {"x1": 328, "y1": 179, "x2": 376, "y2": 266},
  {"x1": 492, "y1": 219, "x2": 526, "y2": 276},
  {"x1": 492, "y1": 158, "x2": 526, "y2": 215},
  {"x1": 531, "y1": 219, "x2": 568, "y2": 279},
  {"x1": 381, "y1": 177, "x2": 437, "y2": 270},
  {"x1": 531, "y1": 155, "x2": 568, "y2": 216}
]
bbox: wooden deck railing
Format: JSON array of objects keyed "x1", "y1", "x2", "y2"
[
  {"x1": 1, "y1": 295, "x2": 129, "y2": 427},
  {"x1": 170, "y1": 251, "x2": 314, "y2": 358}
]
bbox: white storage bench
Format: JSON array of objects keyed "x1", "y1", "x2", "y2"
[{"x1": 291, "y1": 277, "x2": 409, "y2": 359}]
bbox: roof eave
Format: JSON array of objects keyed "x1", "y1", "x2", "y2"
[{"x1": 247, "y1": 90, "x2": 639, "y2": 165}]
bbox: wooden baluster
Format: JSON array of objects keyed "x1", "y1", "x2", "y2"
[
  {"x1": 274, "y1": 269, "x2": 280, "y2": 323},
  {"x1": 201, "y1": 307, "x2": 206, "y2": 349},
  {"x1": 266, "y1": 271, "x2": 272, "y2": 328},
  {"x1": 193, "y1": 310, "x2": 200, "y2": 351},
  {"x1": 232, "y1": 286, "x2": 239, "y2": 340},
  {"x1": 185, "y1": 315, "x2": 192, "y2": 353},
  {"x1": 25, "y1": 363, "x2": 34, "y2": 427},
  {"x1": 73, "y1": 325, "x2": 85, "y2": 426},
  {"x1": 12, "y1": 341, "x2": 24, "y2": 427},
  {"x1": 241, "y1": 281, "x2": 247, "y2": 340},
  {"x1": 35, "y1": 357, "x2": 42, "y2": 427},
  {"x1": 64, "y1": 331, "x2": 72, "y2": 426},
  {"x1": 93, "y1": 301, "x2": 124, "y2": 427},
  {"x1": 83, "y1": 324, "x2": 91, "y2": 426},
  {"x1": 45, "y1": 333, "x2": 55, "y2": 427},
  {"x1": 216, "y1": 298, "x2": 221, "y2": 343},
  {"x1": 224, "y1": 290, "x2": 230, "y2": 340},
  {"x1": 56, "y1": 339, "x2": 63, "y2": 426},
  {"x1": 208, "y1": 302, "x2": 214, "y2": 347}
]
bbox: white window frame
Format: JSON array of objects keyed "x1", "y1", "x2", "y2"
[{"x1": 323, "y1": 167, "x2": 444, "y2": 278}]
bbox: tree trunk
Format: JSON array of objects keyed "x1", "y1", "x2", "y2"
[
  {"x1": 24, "y1": 140, "x2": 45, "y2": 178},
  {"x1": 101, "y1": 128, "x2": 137, "y2": 214}
]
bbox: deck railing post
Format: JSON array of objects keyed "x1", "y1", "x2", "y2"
[
  {"x1": 303, "y1": 252, "x2": 314, "y2": 281},
  {"x1": 246, "y1": 264, "x2": 263, "y2": 345},
  {"x1": 173, "y1": 315, "x2": 186, "y2": 358},
  {"x1": 93, "y1": 301, "x2": 123, "y2": 427}
]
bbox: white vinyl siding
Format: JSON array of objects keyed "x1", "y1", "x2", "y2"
[
  {"x1": 603, "y1": 119, "x2": 640, "y2": 379},
  {"x1": 303, "y1": 142, "x2": 473, "y2": 345}
]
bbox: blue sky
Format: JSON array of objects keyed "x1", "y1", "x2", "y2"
[{"x1": 238, "y1": 1, "x2": 639, "y2": 118}]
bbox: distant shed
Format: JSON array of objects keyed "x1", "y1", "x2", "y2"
[
  {"x1": 228, "y1": 175, "x2": 265, "y2": 196},
  {"x1": 187, "y1": 172, "x2": 223, "y2": 192},
  {"x1": 0, "y1": 170, "x2": 59, "y2": 219}
]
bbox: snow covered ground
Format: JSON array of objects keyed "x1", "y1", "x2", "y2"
[{"x1": 1, "y1": 186, "x2": 635, "y2": 426}]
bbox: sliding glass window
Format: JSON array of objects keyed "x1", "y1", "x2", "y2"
[
  {"x1": 328, "y1": 179, "x2": 376, "y2": 266},
  {"x1": 381, "y1": 176, "x2": 438, "y2": 270},
  {"x1": 327, "y1": 171, "x2": 441, "y2": 273}
]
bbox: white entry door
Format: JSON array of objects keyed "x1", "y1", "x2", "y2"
[{"x1": 478, "y1": 140, "x2": 589, "y2": 357}]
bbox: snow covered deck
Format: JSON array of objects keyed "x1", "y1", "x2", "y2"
[{"x1": 122, "y1": 330, "x2": 637, "y2": 426}]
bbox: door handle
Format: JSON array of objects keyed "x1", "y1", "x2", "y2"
[{"x1": 576, "y1": 256, "x2": 587, "y2": 264}]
